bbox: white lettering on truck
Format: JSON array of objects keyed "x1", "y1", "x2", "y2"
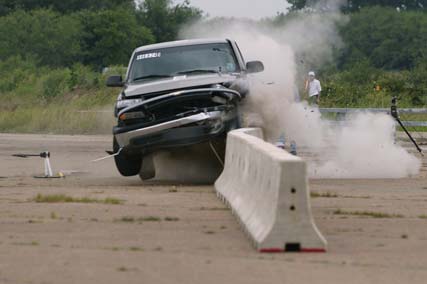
[{"x1": 136, "y1": 52, "x2": 161, "y2": 60}]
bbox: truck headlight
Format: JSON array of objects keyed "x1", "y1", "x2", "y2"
[{"x1": 116, "y1": 98, "x2": 143, "y2": 109}]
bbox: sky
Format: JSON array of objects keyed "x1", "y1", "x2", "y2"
[{"x1": 176, "y1": 0, "x2": 291, "y2": 19}]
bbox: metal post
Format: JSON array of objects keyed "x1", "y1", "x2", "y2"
[
  {"x1": 391, "y1": 97, "x2": 424, "y2": 156},
  {"x1": 44, "y1": 155, "x2": 53, "y2": 177},
  {"x1": 12, "y1": 151, "x2": 60, "y2": 178}
]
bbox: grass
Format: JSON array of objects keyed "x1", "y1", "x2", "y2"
[
  {"x1": 333, "y1": 209, "x2": 404, "y2": 218},
  {"x1": 28, "y1": 219, "x2": 43, "y2": 224},
  {"x1": 117, "y1": 267, "x2": 128, "y2": 272},
  {"x1": 12, "y1": 241, "x2": 39, "y2": 246},
  {"x1": 103, "y1": 198, "x2": 123, "y2": 205},
  {"x1": 141, "y1": 216, "x2": 161, "y2": 222},
  {"x1": 164, "y1": 217, "x2": 179, "y2": 222},
  {"x1": 342, "y1": 195, "x2": 372, "y2": 199},
  {"x1": 327, "y1": 110, "x2": 427, "y2": 132},
  {"x1": 198, "y1": 206, "x2": 229, "y2": 211},
  {"x1": 118, "y1": 216, "x2": 137, "y2": 223},
  {"x1": 50, "y1": 212, "x2": 57, "y2": 219},
  {"x1": 0, "y1": 59, "x2": 126, "y2": 134},
  {"x1": 311, "y1": 191, "x2": 339, "y2": 198},
  {"x1": 0, "y1": 70, "x2": 118, "y2": 135},
  {"x1": 34, "y1": 194, "x2": 123, "y2": 205},
  {"x1": 3, "y1": 59, "x2": 427, "y2": 135},
  {"x1": 129, "y1": 246, "x2": 144, "y2": 252},
  {"x1": 116, "y1": 216, "x2": 162, "y2": 223},
  {"x1": 418, "y1": 215, "x2": 427, "y2": 219},
  {"x1": 0, "y1": 106, "x2": 115, "y2": 135},
  {"x1": 106, "y1": 246, "x2": 144, "y2": 252},
  {"x1": 311, "y1": 192, "x2": 371, "y2": 199}
]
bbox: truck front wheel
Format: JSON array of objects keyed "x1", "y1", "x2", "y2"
[{"x1": 113, "y1": 138, "x2": 141, "y2": 177}]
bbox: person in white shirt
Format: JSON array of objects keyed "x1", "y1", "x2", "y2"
[{"x1": 305, "y1": 71, "x2": 321, "y2": 105}]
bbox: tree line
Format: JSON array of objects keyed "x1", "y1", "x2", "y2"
[
  {"x1": 0, "y1": 0, "x2": 426, "y2": 106},
  {"x1": 1, "y1": 0, "x2": 425, "y2": 71},
  {"x1": 0, "y1": 0, "x2": 202, "y2": 68},
  {"x1": 286, "y1": 1, "x2": 427, "y2": 106},
  {"x1": 288, "y1": 0, "x2": 426, "y2": 12}
]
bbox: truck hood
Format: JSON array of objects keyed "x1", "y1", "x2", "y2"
[{"x1": 123, "y1": 73, "x2": 239, "y2": 98}]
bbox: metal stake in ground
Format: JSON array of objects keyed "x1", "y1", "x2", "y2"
[
  {"x1": 391, "y1": 97, "x2": 424, "y2": 156},
  {"x1": 12, "y1": 151, "x2": 62, "y2": 178}
]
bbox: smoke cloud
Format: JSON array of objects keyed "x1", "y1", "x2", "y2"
[
  {"x1": 150, "y1": 142, "x2": 223, "y2": 184},
  {"x1": 179, "y1": 3, "x2": 421, "y2": 178}
]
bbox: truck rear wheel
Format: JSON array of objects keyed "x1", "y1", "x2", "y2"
[
  {"x1": 113, "y1": 138, "x2": 141, "y2": 177},
  {"x1": 139, "y1": 154, "x2": 156, "y2": 180}
]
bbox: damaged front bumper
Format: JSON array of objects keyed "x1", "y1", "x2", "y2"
[
  {"x1": 115, "y1": 110, "x2": 236, "y2": 149},
  {"x1": 113, "y1": 87, "x2": 241, "y2": 153}
]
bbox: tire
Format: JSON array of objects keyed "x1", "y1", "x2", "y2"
[
  {"x1": 139, "y1": 154, "x2": 156, "y2": 180},
  {"x1": 113, "y1": 138, "x2": 141, "y2": 177}
]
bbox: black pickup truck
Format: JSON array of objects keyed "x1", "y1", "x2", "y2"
[{"x1": 106, "y1": 38, "x2": 264, "y2": 180}]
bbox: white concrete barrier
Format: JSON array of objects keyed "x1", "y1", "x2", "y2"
[{"x1": 215, "y1": 128, "x2": 327, "y2": 253}]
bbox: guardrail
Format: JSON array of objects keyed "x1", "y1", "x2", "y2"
[{"x1": 319, "y1": 108, "x2": 427, "y2": 127}]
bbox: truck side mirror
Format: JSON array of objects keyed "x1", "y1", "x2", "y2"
[
  {"x1": 106, "y1": 75, "x2": 124, "y2": 87},
  {"x1": 246, "y1": 61, "x2": 264, "y2": 74}
]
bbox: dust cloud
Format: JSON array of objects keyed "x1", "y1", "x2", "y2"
[
  {"x1": 150, "y1": 142, "x2": 224, "y2": 184},
  {"x1": 180, "y1": 2, "x2": 421, "y2": 178}
]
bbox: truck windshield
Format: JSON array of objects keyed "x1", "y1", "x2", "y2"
[{"x1": 128, "y1": 43, "x2": 240, "y2": 83}]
